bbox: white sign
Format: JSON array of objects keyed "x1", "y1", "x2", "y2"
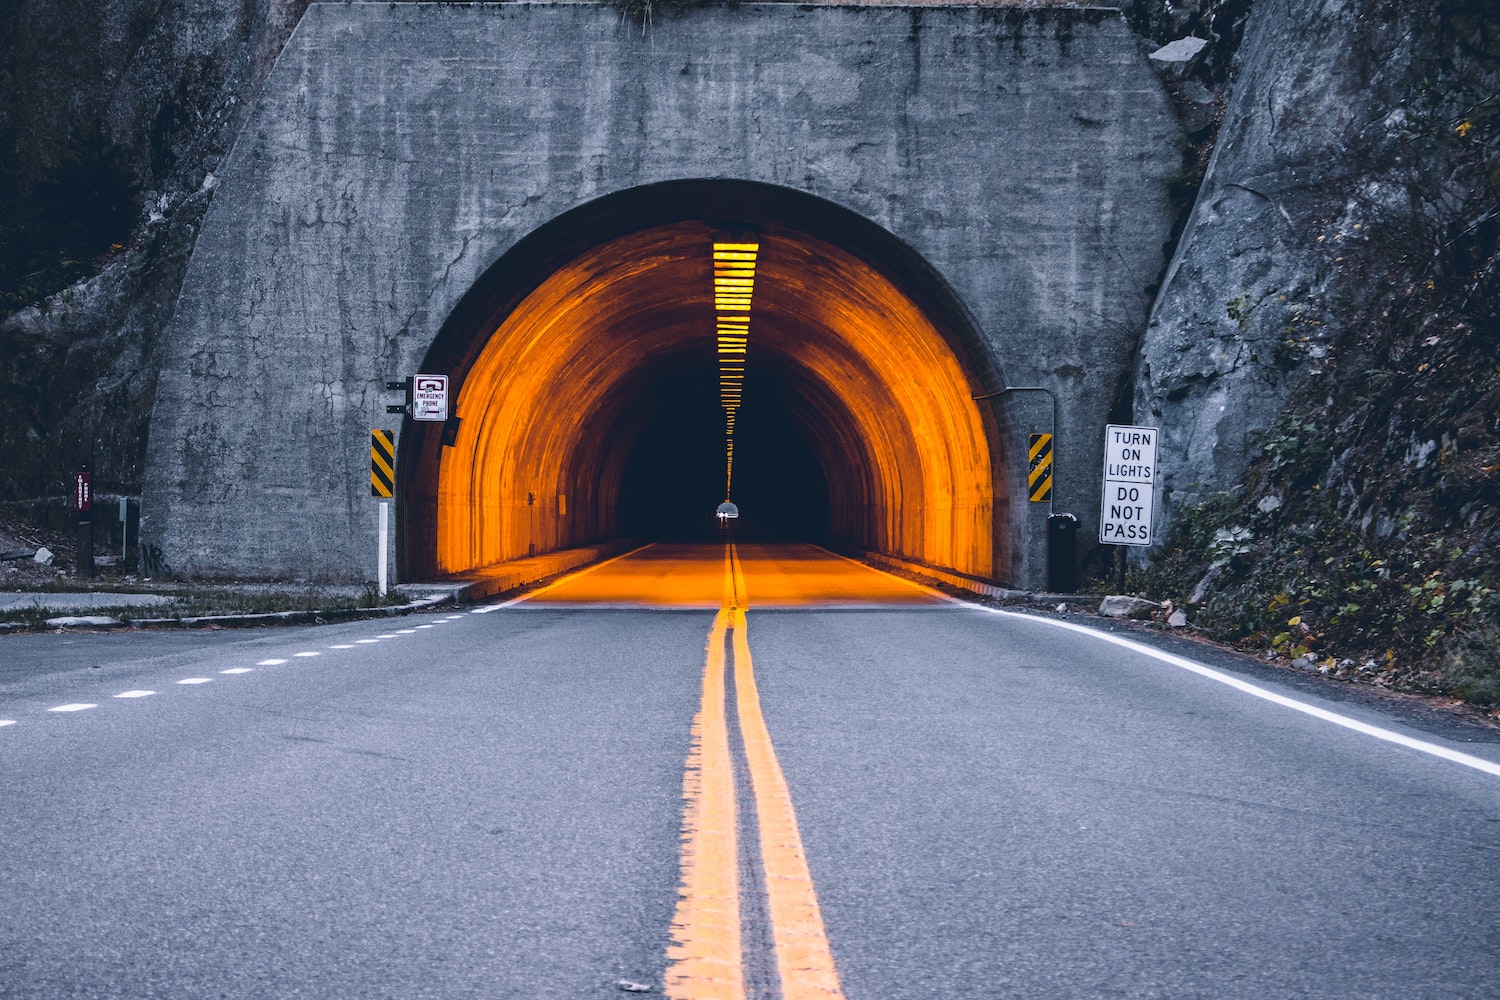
[
  {"x1": 412, "y1": 374, "x2": 448, "y2": 422},
  {"x1": 1099, "y1": 424, "x2": 1157, "y2": 546}
]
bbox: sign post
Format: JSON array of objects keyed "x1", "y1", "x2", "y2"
[
  {"x1": 378, "y1": 500, "x2": 389, "y2": 598},
  {"x1": 371, "y1": 429, "x2": 395, "y2": 596},
  {"x1": 75, "y1": 439, "x2": 93, "y2": 579},
  {"x1": 1099, "y1": 424, "x2": 1157, "y2": 547}
]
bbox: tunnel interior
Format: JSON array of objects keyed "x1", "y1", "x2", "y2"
[
  {"x1": 614, "y1": 356, "x2": 832, "y2": 542},
  {"x1": 400, "y1": 182, "x2": 1012, "y2": 582}
]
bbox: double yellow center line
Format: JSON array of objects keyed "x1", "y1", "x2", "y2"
[{"x1": 664, "y1": 545, "x2": 845, "y2": 1000}]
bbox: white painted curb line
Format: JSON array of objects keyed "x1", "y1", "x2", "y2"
[{"x1": 973, "y1": 605, "x2": 1500, "y2": 780}]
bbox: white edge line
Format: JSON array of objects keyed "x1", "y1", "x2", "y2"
[
  {"x1": 971, "y1": 604, "x2": 1500, "y2": 779},
  {"x1": 0, "y1": 719, "x2": 17, "y2": 727},
  {"x1": 470, "y1": 542, "x2": 657, "y2": 612}
]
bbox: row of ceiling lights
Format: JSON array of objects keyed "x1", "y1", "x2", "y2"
[{"x1": 714, "y1": 241, "x2": 759, "y2": 502}]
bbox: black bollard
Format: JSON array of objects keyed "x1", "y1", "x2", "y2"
[{"x1": 1045, "y1": 513, "x2": 1078, "y2": 594}]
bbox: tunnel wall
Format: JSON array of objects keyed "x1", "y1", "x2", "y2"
[{"x1": 141, "y1": 1, "x2": 1183, "y2": 583}]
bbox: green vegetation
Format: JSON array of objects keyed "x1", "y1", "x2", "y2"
[{"x1": 1144, "y1": 3, "x2": 1500, "y2": 708}]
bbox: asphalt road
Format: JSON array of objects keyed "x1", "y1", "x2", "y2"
[{"x1": 2, "y1": 543, "x2": 1497, "y2": 998}]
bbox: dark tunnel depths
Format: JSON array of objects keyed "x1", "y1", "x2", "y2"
[
  {"x1": 614, "y1": 353, "x2": 834, "y2": 542},
  {"x1": 408, "y1": 198, "x2": 1010, "y2": 584}
]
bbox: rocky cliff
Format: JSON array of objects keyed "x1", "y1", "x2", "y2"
[
  {"x1": 1139, "y1": 0, "x2": 1500, "y2": 705},
  {"x1": 0, "y1": 0, "x2": 309, "y2": 501}
]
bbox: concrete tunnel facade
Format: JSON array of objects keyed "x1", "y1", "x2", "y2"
[
  {"x1": 140, "y1": 2, "x2": 1184, "y2": 588},
  {"x1": 405, "y1": 182, "x2": 1006, "y2": 582}
]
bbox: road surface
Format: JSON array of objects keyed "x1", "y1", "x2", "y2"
[{"x1": 2, "y1": 542, "x2": 1497, "y2": 998}]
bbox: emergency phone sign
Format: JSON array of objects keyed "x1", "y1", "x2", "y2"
[
  {"x1": 412, "y1": 374, "x2": 449, "y2": 422},
  {"x1": 1100, "y1": 424, "x2": 1157, "y2": 546}
]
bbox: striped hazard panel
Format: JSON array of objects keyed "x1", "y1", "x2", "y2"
[
  {"x1": 1028, "y1": 433, "x2": 1053, "y2": 503},
  {"x1": 371, "y1": 429, "x2": 395, "y2": 498}
]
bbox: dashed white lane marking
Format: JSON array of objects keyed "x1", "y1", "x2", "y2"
[
  {"x1": 7, "y1": 621, "x2": 438, "y2": 731},
  {"x1": 974, "y1": 606, "x2": 1500, "y2": 779},
  {"x1": 14, "y1": 610, "x2": 474, "y2": 733}
]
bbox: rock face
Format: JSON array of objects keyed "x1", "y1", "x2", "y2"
[
  {"x1": 1148, "y1": 36, "x2": 1209, "y2": 76},
  {"x1": 0, "y1": 0, "x2": 309, "y2": 500},
  {"x1": 1099, "y1": 594, "x2": 1160, "y2": 619},
  {"x1": 1134, "y1": 0, "x2": 1434, "y2": 530}
]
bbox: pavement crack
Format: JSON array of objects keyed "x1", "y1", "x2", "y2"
[{"x1": 276, "y1": 733, "x2": 412, "y2": 763}]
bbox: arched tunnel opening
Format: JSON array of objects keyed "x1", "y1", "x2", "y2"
[{"x1": 398, "y1": 182, "x2": 1015, "y2": 582}]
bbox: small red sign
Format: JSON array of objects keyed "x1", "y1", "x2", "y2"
[{"x1": 74, "y1": 472, "x2": 91, "y2": 512}]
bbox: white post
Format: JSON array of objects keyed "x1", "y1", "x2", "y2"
[{"x1": 378, "y1": 500, "x2": 389, "y2": 597}]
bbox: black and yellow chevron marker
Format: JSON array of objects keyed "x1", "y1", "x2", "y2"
[
  {"x1": 370, "y1": 429, "x2": 395, "y2": 498},
  {"x1": 1028, "y1": 432, "x2": 1053, "y2": 503}
]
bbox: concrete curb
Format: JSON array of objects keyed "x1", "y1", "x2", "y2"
[
  {"x1": 129, "y1": 591, "x2": 457, "y2": 629},
  {"x1": 859, "y1": 551, "x2": 1093, "y2": 604},
  {"x1": 11, "y1": 542, "x2": 640, "y2": 632}
]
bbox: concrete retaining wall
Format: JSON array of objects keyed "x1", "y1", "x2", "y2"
[{"x1": 142, "y1": 2, "x2": 1182, "y2": 583}]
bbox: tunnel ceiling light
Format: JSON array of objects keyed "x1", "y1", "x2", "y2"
[{"x1": 714, "y1": 241, "x2": 759, "y2": 503}]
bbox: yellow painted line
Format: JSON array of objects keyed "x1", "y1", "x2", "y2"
[
  {"x1": 666, "y1": 544, "x2": 846, "y2": 996},
  {"x1": 663, "y1": 608, "x2": 745, "y2": 1000},
  {"x1": 730, "y1": 604, "x2": 846, "y2": 999}
]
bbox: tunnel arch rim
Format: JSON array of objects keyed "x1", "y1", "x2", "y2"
[{"x1": 398, "y1": 179, "x2": 1016, "y2": 581}]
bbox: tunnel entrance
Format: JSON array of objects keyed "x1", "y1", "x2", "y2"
[{"x1": 398, "y1": 181, "x2": 1012, "y2": 582}]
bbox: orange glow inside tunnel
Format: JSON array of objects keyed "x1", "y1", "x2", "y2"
[
  {"x1": 522, "y1": 543, "x2": 950, "y2": 608},
  {"x1": 430, "y1": 219, "x2": 1007, "y2": 581}
]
